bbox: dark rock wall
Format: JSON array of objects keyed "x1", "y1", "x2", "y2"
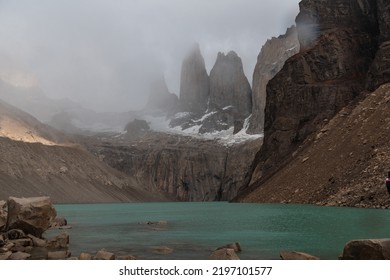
[
  {"x1": 179, "y1": 44, "x2": 210, "y2": 113},
  {"x1": 243, "y1": 0, "x2": 385, "y2": 189},
  {"x1": 209, "y1": 51, "x2": 252, "y2": 118},
  {"x1": 92, "y1": 134, "x2": 261, "y2": 201},
  {"x1": 248, "y1": 26, "x2": 299, "y2": 134}
]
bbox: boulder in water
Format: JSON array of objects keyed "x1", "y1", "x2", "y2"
[{"x1": 208, "y1": 248, "x2": 240, "y2": 260}]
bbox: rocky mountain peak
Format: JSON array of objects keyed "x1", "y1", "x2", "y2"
[
  {"x1": 179, "y1": 44, "x2": 209, "y2": 113},
  {"x1": 209, "y1": 51, "x2": 252, "y2": 117}
]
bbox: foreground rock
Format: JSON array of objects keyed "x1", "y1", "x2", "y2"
[
  {"x1": 152, "y1": 246, "x2": 174, "y2": 255},
  {"x1": 95, "y1": 250, "x2": 115, "y2": 260},
  {"x1": 0, "y1": 196, "x2": 73, "y2": 260},
  {"x1": 280, "y1": 251, "x2": 320, "y2": 260},
  {"x1": 6, "y1": 197, "x2": 56, "y2": 237},
  {"x1": 216, "y1": 242, "x2": 242, "y2": 253},
  {"x1": 341, "y1": 239, "x2": 390, "y2": 260},
  {"x1": 208, "y1": 248, "x2": 240, "y2": 260}
]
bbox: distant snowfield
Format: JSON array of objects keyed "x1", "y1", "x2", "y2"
[{"x1": 143, "y1": 114, "x2": 263, "y2": 146}]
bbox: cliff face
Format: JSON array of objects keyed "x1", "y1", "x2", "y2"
[
  {"x1": 209, "y1": 51, "x2": 252, "y2": 117},
  {"x1": 179, "y1": 44, "x2": 210, "y2": 113},
  {"x1": 237, "y1": 0, "x2": 390, "y2": 205},
  {"x1": 366, "y1": 0, "x2": 390, "y2": 90},
  {"x1": 248, "y1": 26, "x2": 299, "y2": 134},
  {"x1": 245, "y1": 0, "x2": 379, "y2": 185},
  {"x1": 88, "y1": 133, "x2": 261, "y2": 201}
]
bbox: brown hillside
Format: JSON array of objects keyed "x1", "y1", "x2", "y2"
[
  {"x1": 239, "y1": 84, "x2": 390, "y2": 208},
  {"x1": 0, "y1": 100, "x2": 168, "y2": 203}
]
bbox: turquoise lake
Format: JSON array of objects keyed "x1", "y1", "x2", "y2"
[{"x1": 49, "y1": 203, "x2": 390, "y2": 260}]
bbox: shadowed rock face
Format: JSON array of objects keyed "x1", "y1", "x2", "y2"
[
  {"x1": 209, "y1": 51, "x2": 252, "y2": 118},
  {"x1": 242, "y1": 0, "x2": 382, "y2": 191},
  {"x1": 179, "y1": 44, "x2": 210, "y2": 113},
  {"x1": 248, "y1": 26, "x2": 299, "y2": 134},
  {"x1": 367, "y1": 0, "x2": 390, "y2": 90},
  {"x1": 88, "y1": 133, "x2": 262, "y2": 201}
]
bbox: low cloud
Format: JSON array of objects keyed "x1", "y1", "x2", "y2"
[{"x1": 0, "y1": 0, "x2": 300, "y2": 112}]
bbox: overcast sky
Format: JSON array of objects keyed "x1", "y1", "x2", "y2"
[{"x1": 0, "y1": 0, "x2": 300, "y2": 112}]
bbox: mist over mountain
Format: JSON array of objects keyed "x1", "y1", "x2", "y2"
[{"x1": 0, "y1": 0, "x2": 299, "y2": 113}]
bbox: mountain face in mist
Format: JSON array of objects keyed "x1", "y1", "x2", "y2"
[
  {"x1": 209, "y1": 51, "x2": 252, "y2": 117},
  {"x1": 179, "y1": 44, "x2": 210, "y2": 113},
  {"x1": 0, "y1": 100, "x2": 166, "y2": 203},
  {"x1": 144, "y1": 77, "x2": 179, "y2": 115},
  {"x1": 248, "y1": 26, "x2": 299, "y2": 134},
  {"x1": 171, "y1": 48, "x2": 253, "y2": 134},
  {"x1": 237, "y1": 0, "x2": 390, "y2": 206}
]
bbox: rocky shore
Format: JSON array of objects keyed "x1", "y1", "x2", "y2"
[{"x1": 2, "y1": 196, "x2": 390, "y2": 260}]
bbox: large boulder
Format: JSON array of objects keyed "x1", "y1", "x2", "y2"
[
  {"x1": 0, "y1": 200, "x2": 7, "y2": 231},
  {"x1": 6, "y1": 197, "x2": 57, "y2": 238},
  {"x1": 341, "y1": 239, "x2": 390, "y2": 260},
  {"x1": 95, "y1": 249, "x2": 115, "y2": 260}
]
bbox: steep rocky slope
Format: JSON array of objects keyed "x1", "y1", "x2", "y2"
[
  {"x1": 85, "y1": 132, "x2": 262, "y2": 201},
  {"x1": 236, "y1": 0, "x2": 390, "y2": 208},
  {"x1": 248, "y1": 26, "x2": 299, "y2": 134},
  {"x1": 239, "y1": 84, "x2": 390, "y2": 208},
  {"x1": 0, "y1": 100, "x2": 167, "y2": 203}
]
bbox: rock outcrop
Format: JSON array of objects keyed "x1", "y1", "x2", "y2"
[
  {"x1": 179, "y1": 44, "x2": 210, "y2": 113},
  {"x1": 341, "y1": 239, "x2": 390, "y2": 260},
  {"x1": 241, "y1": 0, "x2": 382, "y2": 194},
  {"x1": 173, "y1": 50, "x2": 253, "y2": 134},
  {"x1": 209, "y1": 51, "x2": 252, "y2": 117},
  {"x1": 248, "y1": 26, "x2": 299, "y2": 134},
  {"x1": 0, "y1": 196, "x2": 71, "y2": 260}
]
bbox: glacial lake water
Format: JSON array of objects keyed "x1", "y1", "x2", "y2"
[{"x1": 49, "y1": 202, "x2": 390, "y2": 260}]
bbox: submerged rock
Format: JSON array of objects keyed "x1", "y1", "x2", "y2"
[
  {"x1": 216, "y1": 242, "x2": 242, "y2": 253},
  {"x1": 208, "y1": 248, "x2": 240, "y2": 260},
  {"x1": 79, "y1": 252, "x2": 93, "y2": 260},
  {"x1": 48, "y1": 250, "x2": 71, "y2": 260},
  {"x1": 280, "y1": 251, "x2": 320, "y2": 260},
  {"x1": 47, "y1": 232, "x2": 69, "y2": 249},
  {"x1": 152, "y1": 246, "x2": 174, "y2": 255}
]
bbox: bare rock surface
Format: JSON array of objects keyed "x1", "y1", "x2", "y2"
[
  {"x1": 208, "y1": 248, "x2": 240, "y2": 260},
  {"x1": 6, "y1": 196, "x2": 56, "y2": 238},
  {"x1": 341, "y1": 239, "x2": 390, "y2": 260},
  {"x1": 280, "y1": 251, "x2": 320, "y2": 260}
]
